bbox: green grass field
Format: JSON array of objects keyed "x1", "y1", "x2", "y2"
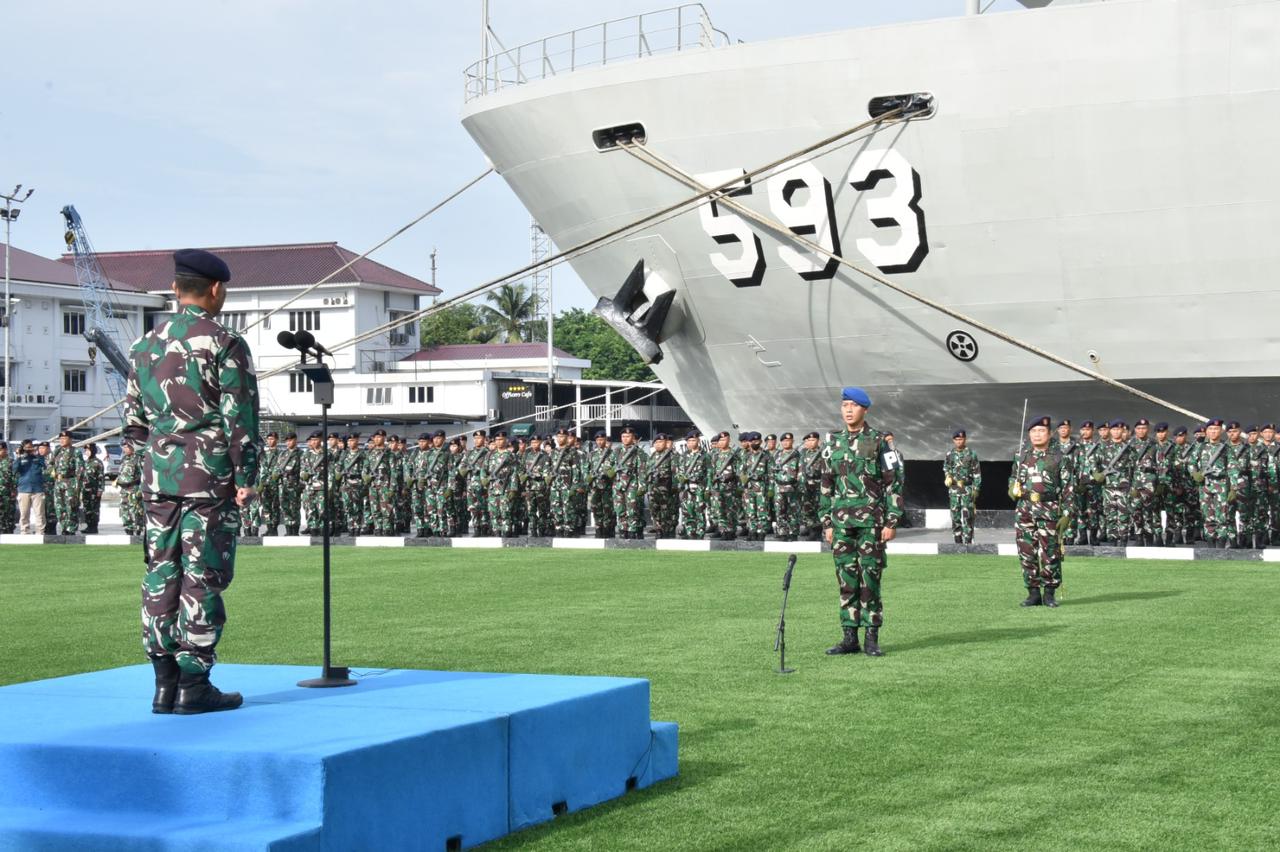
[{"x1": 2, "y1": 544, "x2": 1278, "y2": 850}]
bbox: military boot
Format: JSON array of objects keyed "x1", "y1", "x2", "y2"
[
  {"x1": 863, "y1": 627, "x2": 884, "y2": 657},
  {"x1": 825, "y1": 627, "x2": 860, "y2": 655},
  {"x1": 1252, "y1": 532, "x2": 1263, "y2": 550},
  {"x1": 1021, "y1": 587, "x2": 1043, "y2": 607},
  {"x1": 1043, "y1": 587, "x2": 1059, "y2": 608},
  {"x1": 174, "y1": 671, "x2": 243, "y2": 715},
  {"x1": 151, "y1": 657, "x2": 181, "y2": 714}
]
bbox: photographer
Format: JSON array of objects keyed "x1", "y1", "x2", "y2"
[{"x1": 14, "y1": 439, "x2": 47, "y2": 535}]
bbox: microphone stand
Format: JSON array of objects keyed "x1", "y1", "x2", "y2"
[
  {"x1": 286, "y1": 341, "x2": 355, "y2": 689},
  {"x1": 774, "y1": 554, "x2": 797, "y2": 674}
]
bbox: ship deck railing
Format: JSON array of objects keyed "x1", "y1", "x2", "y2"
[{"x1": 464, "y1": 3, "x2": 732, "y2": 102}]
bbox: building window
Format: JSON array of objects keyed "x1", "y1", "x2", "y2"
[
  {"x1": 366, "y1": 387, "x2": 392, "y2": 406},
  {"x1": 62, "y1": 311, "x2": 86, "y2": 336},
  {"x1": 408, "y1": 385, "x2": 434, "y2": 404},
  {"x1": 389, "y1": 310, "x2": 416, "y2": 346},
  {"x1": 222, "y1": 311, "x2": 248, "y2": 332},
  {"x1": 289, "y1": 373, "x2": 314, "y2": 393},
  {"x1": 289, "y1": 310, "x2": 320, "y2": 331},
  {"x1": 63, "y1": 367, "x2": 88, "y2": 393}
]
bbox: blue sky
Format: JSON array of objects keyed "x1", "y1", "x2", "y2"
[{"x1": 4, "y1": 0, "x2": 1021, "y2": 311}]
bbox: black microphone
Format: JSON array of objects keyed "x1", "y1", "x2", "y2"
[
  {"x1": 293, "y1": 330, "x2": 332, "y2": 357},
  {"x1": 277, "y1": 330, "x2": 297, "y2": 350},
  {"x1": 782, "y1": 554, "x2": 796, "y2": 591}
]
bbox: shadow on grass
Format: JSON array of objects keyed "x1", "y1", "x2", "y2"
[
  {"x1": 1063, "y1": 589, "x2": 1184, "y2": 607},
  {"x1": 891, "y1": 624, "x2": 1068, "y2": 655}
]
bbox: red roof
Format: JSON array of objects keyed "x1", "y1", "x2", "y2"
[
  {"x1": 404, "y1": 343, "x2": 579, "y2": 361},
  {"x1": 62, "y1": 242, "x2": 440, "y2": 294},
  {"x1": 2, "y1": 243, "x2": 144, "y2": 292}
]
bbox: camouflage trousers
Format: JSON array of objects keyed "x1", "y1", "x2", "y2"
[
  {"x1": 800, "y1": 482, "x2": 821, "y2": 536},
  {"x1": 679, "y1": 485, "x2": 707, "y2": 538},
  {"x1": 707, "y1": 484, "x2": 738, "y2": 536},
  {"x1": 260, "y1": 481, "x2": 281, "y2": 528},
  {"x1": 467, "y1": 480, "x2": 491, "y2": 535},
  {"x1": 1237, "y1": 487, "x2": 1264, "y2": 536},
  {"x1": 1198, "y1": 481, "x2": 1231, "y2": 543},
  {"x1": 1265, "y1": 488, "x2": 1280, "y2": 538},
  {"x1": 487, "y1": 488, "x2": 517, "y2": 536},
  {"x1": 773, "y1": 487, "x2": 801, "y2": 537},
  {"x1": 366, "y1": 481, "x2": 396, "y2": 535},
  {"x1": 1077, "y1": 482, "x2": 1103, "y2": 534},
  {"x1": 648, "y1": 485, "x2": 678, "y2": 537},
  {"x1": 1128, "y1": 486, "x2": 1158, "y2": 536},
  {"x1": 590, "y1": 486, "x2": 615, "y2": 536},
  {"x1": 1162, "y1": 489, "x2": 1189, "y2": 537},
  {"x1": 302, "y1": 487, "x2": 326, "y2": 534},
  {"x1": 396, "y1": 489, "x2": 412, "y2": 533},
  {"x1": 831, "y1": 524, "x2": 886, "y2": 630},
  {"x1": 450, "y1": 484, "x2": 468, "y2": 534},
  {"x1": 524, "y1": 486, "x2": 552, "y2": 537},
  {"x1": 0, "y1": 493, "x2": 16, "y2": 533},
  {"x1": 612, "y1": 481, "x2": 643, "y2": 535},
  {"x1": 280, "y1": 480, "x2": 302, "y2": 532},
  {"x1": 1015, "y1": 506, "x2": 1063, "y2": 590},
  {"x1": 120, "y1": 487, "x2": 144, "y2": 535},
  {"x1": 948, "y1": 488, "x2": 976, "y2": 543},
  {"x1": 53, "y1": 480, "x2": 80, "y2": 532},
  {"x1": 142, "y1": 497, "x2": 238, "y2": 674},
  {"x1": 742, "y1": 484, "x2": 770, "y2": 536},
  {"x1": 239, "y1": 496, "x2": 262, "y2": 535},
  {"x1": 1102, "y1": 485, "x2": 1131, "y2": 541},
  {"x1": 550, "y1": 481, "x2": 582, "y2": 536},
  {"x1": 340, "y1": 481, "x2": 366, "y2": 534},
  {"x1": 81, "y1": 490, "x2": 103, "y2": 532}
]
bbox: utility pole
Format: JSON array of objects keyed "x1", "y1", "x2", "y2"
[
  {"x1": 1, "y1": 184, "x2": 35, "y2": 445},
  {"x1": 528, "y1": 220, "x2": 555, "y2": 421}
]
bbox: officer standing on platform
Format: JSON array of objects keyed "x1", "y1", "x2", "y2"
[
  {"x1": 822, "y1": 387, "x2": 903, "y2": 658},
  {"x1": 943, "y1": 428, "x2": 981, "y2": 544},
  {"x1": 124, "y1": 248, "x2": 257, "y2": 714}
]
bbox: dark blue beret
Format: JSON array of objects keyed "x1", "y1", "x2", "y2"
[
  {"x1": 806, "y1": 431, "x2": 820, "y2": 440},
  {"x1": 1154, "y1": 422, "x2": 1169, "y2": 431},
  {"x1": 1263, "y1": 423, "x2": 1277, "y2": 431},
  {"x1": 1205, "y1": 419, "x2": 1223, "y2": 428},
  {"x1": 417, "y1": 433, "x2": 431, "y2": 440},
  {"x1": 1174, "y1": 426, "x2": 1188, "y2": 436},
  {"x1": 174, "y1": 248, "x2": 231, "y2": 283},
  {"x1": 1246, "y1": 424, "x2": 1259, "y2": 433},
  {"x1": 309, "y1": 431, "x2": 322, "y2": 439},
  {"x1": 781, "y1": 432, "x2": 793, "y2": 441},
  {"x1": 685, "y1": 429, "x2": 701, "y2": 439},
  {"x1": 1080, "y1": 420, "x2": 1094, "y2": 428},
  {"x1": 1026, "y1": 415, "x2": 1052, "y2": 432},
  {"x1": 1056, "y1": 419, "x2": 1071, "y2": 428},
  {"x1": 952, "y1": 429, "x2": 966, "y2": 439},
  {"x1": 764, "y1": 434, "x2": 777, "y2": 442},
  {"x1": 433, "y1": 430, "x2": 446, "y2": 438},
  {"x1": 493, "y1": 429, "x2": 507, "y2": 438},
  {"x1": 1226, "y1": 420, "x2": 1241, "y2": 430},
  {"x1": 373, "y1": 429, "x2": 387, "y2": 437},
  {"x1": 656, "y1": 432, "x2": 670, "y2": 441},
  {"x1": 841, "y1": 387, "x2": 872, "y2": 407},
  {"x1": 1135, "y1": 418, "x2": 1150, "y2": 427},
  {"x1": 284, "y1": 432, "x2": 297, "y2": 440},
  {"x1": 593, "y1": 430, "x2": 606, "y2": 439}
]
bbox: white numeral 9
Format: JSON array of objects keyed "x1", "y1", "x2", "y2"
[{"x1": 766, "y1": 161, "x2": 841, "y2": 280}]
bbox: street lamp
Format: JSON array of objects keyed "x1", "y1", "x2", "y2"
[{"x1": 2, "y1": 183, "x2": 35, "y2": 445}]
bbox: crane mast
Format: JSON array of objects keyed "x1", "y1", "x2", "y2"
[{"x1": 60, "y1": 205, "x2": 132, "y2": 404}]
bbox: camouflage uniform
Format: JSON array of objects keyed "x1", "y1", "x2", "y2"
[
  {"x1": 1262, "y1": 440, "x2": 1280, "y2": 543},
  {"x1": 771, "y1": 445, "x2": 803, "y2": 540},
  {"x1": 123, "y1": 302, "x2": 259, "y2": 676},
  {"x1": 448, "y1": 447, "x2": 468, "y2": 535},
  {"x1": 707, "y1": 446, "x2": 740, "y2": 539},
  {"x1": 49, "y1": 443, "x2": 83, "y2": 534},
  {"x1": 463, "y1": 444, "x2": 492, "y2": 536},
  {"x1": 1187, "y1": 438, "x2": 1233, "y2": 545},
  {"x1": 1153, "y1": 437, "x2": 1182, "y2": 545},
  {"x1": 338, "y1": 447, "x2": 366, "y2": 535},
  {"x1": 611, "y1": 441, "x2": 645, "y2": 537},
  {"x1": 1128, "y1": 437, "x2": 1159, "y2": 542},
  {"x1": 1075, "y1": 438, "x2": 1105, "y2": 542},
  {"x1": 1052, "y1": 435, "x2": 1078, "y2": 540},
  {"x1": 395, "y1": 445, "x2": 413, "y2": 534},
  {"x1": 258, "y1": 444, "x2": 280, "y2": 534},
  {"x1": 327, "y1": 442, "x2": 345, "y2": 532},
  {"x1": 1097, "y1": 439, "x2": 1135, "y2": 544},
  {"x1": 943, "y1": 444, "x2": 981, "y2": 543},
  {"x1": 820, "y1": 424, "x2": 904, "y2": 632},
  {"x1": 586, "y1": 445, "x2": 616, "y2": 537},
  {"x1": 799, "y1": 445, "x2": 824, "y2": 540},
  {"x1": 300, "y1": 447, "x2": 327, "y2": 535},
  {"x1": 0, "y1": 452, "x2": 17, "y2": 533},
  {"x1": 1180, "y1": 439, "x2": 1204, "y2": 540},
  {"x1": 740, "y1": 448, "x2": 773, "y2": 540},
  {"x1": 646, "y1": 444, "x2": 679, "y2": 538},
  {"x1": 1243, "y1": 439, "x2": 1270, "y2": 546},
  {"x1": 677, "y1": 447, "x2": 709, "y2": 538},
  {"x1": 1226, "y1": 438, "x2": 1253, "y2": 545},
  {"x1": 485, "y1": 446, "x2": 520, "y2": 536},
  {"x1": 80, "y1": 454, "x2": 105, "y2": 533},
  {"x1": 276, "y1": 445, "x2": 302, "y2": 535},
  {"x1": 410, "y1": 443, "x2": 436, "y2": 536},
  {"x1": 363, "y1": 443, "x2": 396, "y2": 536},
  {"x1": 549, "y1": 442, "x2": 583, "y2": 537},
  {"x1": 1009, "y1": 445, "x2": 1072, "y2": 593},
  {"x1": 116, "y1": 452, "x2": 145, "y2": 535},
  {"x1": 522, "y1": 446, "x2": 553, "y2": 537}
]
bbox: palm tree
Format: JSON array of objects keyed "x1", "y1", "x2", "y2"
[{"x1": 469, "y1": 284, "x2": 541, "y2": 343}]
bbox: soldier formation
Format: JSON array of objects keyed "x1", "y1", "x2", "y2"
[{"x1": 0, "y1": 434, "x2": 109, "y2": 535}]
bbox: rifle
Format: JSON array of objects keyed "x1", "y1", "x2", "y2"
[
  {"x1": 1011, "y1": 398, "x2": 1028, "y2": 498},
  {"x1": 773, "y1": 554, "x2": 797, "y2": 675}
]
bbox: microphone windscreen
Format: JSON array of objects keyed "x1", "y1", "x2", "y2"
[
  {"x1": 277, "y1": 331, "x2": 297, "y2": 350},
  {"x1": 295, "y1": 330, "x2": 316, "y2": 350}
]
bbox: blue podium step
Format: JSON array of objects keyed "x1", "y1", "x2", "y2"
[{"x1": 0, "y1": 664, "x2": 678, "y2": 850}]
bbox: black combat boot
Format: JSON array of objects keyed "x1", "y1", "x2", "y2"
[
  {"x1": 1252, "y1": 532, "x2": 1263, "y2": 550},
  {"x1": 1043, "y1": 587, "x2": 1059, "y2": 608},
  {"x1": 825, "y1": 627, "x2": 860, "y2": 655},
  {"x1": 174, "y1": 671, "x2": 243, "y2": 715},
  {"x1": 1021, "y1": 587, "x2": 1043, "y2": 607},
  {"x1": 151, "y1": 657, "x2": 181, "y2": 714},
  {"x1": 86, "y1": 524, "x2": 99, "y2": 535},
  {"x1": 1224, "y1": 536, "x2": 1235, "y2": 550},
  {"x1": 863, "y1": 627, "x2": 884, "y2": 657}
]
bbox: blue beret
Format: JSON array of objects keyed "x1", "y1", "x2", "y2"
[
  {"x1": 1174, "y1": 426, "x2": 1188, "y2": 436},
  {"x1": 1112, "y1": 420, "x2": 1128, "y2": 429},
  {"x1": 952, "y1": 428, "x2": 966, "y2": 439},
  {"x1": 417, "y1": 433, "x2": 431, "y2": 440},
  {"x1": 1135, "y1": 417, "x2": 1150, "y2": 427},
  {"x1": 1154, "y1": 422, "x2": 1169, "y2": 431},
  {"x1": 805, "y1": 431, "x2": 820, "y2": 440},
  {"x1": 1246, "y1": 424, "x2": 1259, "y2": 433},
  {"x1": 309, "y1": 431, "x2": 323, "y2": 439},
  {"x1": 1056, "y1": 419, "x2": 1071, "y2": 428},
  {"x1": 494, "y1": 429, "x2": 507, "y2": 438},
  {"x1": 751, "y1": 432, "x2": 763, "y2": 441},
  {"x1": 1226, "y1": 420, "x2": 1241, "y2": 430},
  {"x1": 1026, "y1": 415, "x2": 1052, "y2": 432},
  {"x1": 780, "y1": 432, "x2": 793, "y2": 441},
  {"x1": 173, "y1": 248, "x2": 231, "y2": 283},
  {"x1": 1205, "y1": 419, "x2": 1223, "y2": 428},
  {"x1": 593, "y1": 430, "x2": 606, "y2": 439},
  {"x1": 1080, "y1": 420, "x2": 1094, "y2": 428},
  {"x1": 656, "y1": 432, "x2": 670, "y2": 441},
  {"x1": 1263, "y1": 423, "x2": 1277, "y2": 431},
  {"x1": 685, "y1": 429, "x2": 701, "y2": 439},
  {"x1": 841, "y1": 387, "x2": 872, "y2": 407}
]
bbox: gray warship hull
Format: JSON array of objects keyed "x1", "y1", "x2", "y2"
[{"x1": 461, "y1": 0, "x2": 1280, "y2": 458}]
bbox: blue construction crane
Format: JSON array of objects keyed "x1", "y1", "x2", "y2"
[{"x1": 60, "y1": 205, "x2": 133, "y2": 403}]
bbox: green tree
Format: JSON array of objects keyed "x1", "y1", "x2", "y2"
[
  {"x1": 470, "y1": 284, "x2": 541, "y2": 343},
  {"x1": 419, "y1": 303, "x2": 482, "y2": 348},
  {"x1": 553, "y1": 308, "x2": 657, "y2": 382}
]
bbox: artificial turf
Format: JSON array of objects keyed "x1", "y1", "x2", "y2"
[{"x1": 1, "y1": 544, "x2": 1277, "y2": 850}]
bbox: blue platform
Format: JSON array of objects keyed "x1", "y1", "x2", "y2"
[{"x1": 0, "y1": 665, "x2": 678, "y2": 850}]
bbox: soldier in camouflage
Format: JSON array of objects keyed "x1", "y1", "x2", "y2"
[
  {"x1": 549, "y1": 428, "x2": 583, "y2": 537},
  {"x1": 771, "y1": 432, "x2": 803, "y2": 541},
  {"x1": 1244, "y1": 425, "x2": 1272, "y2": 548},
  {"x1": 80, "y1": 443, "x2": 105, "y2": 534},
  {"x1": 677, "y1": 430, "x2": 708, "y2": 539},
  {"x1": 943, "y1": 428, "x2": 981, "y2": 544},
  {"x1": 1260, "y1": 424, "x2": 1280, "y2": 544},
  {"x1": 258, "y1": 432, "x2": 281, "y2": 536},
  {"x1": 300, "y1": 431, "x2": 326, "y2": 535},
  {"x1": 1094, "y1": 420, "x2": 1135, "y2": 545},
  {"x1": 0, "y1": 442, "x2": 16, "y2": 534},
  {"x1": 1127, "y1": 418, "x2": 1159, "y2": 545},
  {"x1": 799, "y1": 432, "x2": 823, "y2": 541},
  {"x1": 612, "y1": 426, "x2": 645, "y2": 538},
  {"x1": 707, "y1": 431, "x2": 739, "y2": 540},
  {"x1": 522, "y1": 435, "x2": 553, "y2": 537},
  {"x1": 1008, "y1": 415, "x2": 1073, "y2": 607},
  {"x1": 1074, "y1": 421, "x2": 1104, "y2": 545},
  {"x1": 49, "y1": 430, "x2": 83, "y2": 536},
  {"x1": 274, "y1": 432, "x2": 302, "y2": 535},
  {"x1": 586, "y1": 431, "x2": 616, "y2": 538},
  {"x1": 361, "y1": 429, "x2": 396, "y2": 536},
  {"x1": 448, "y1": 437, "x2": 468, "y2": 535},
  {"x1": 123, "y1": 248, "x2": 256, "y2": 714},
  {"x1": 1224, "y1": 421, "x2": 1253, "y2": 548},
  {"x1": 326, "y1": 433, "x2": 345, "y2": 533},
  {"x1": 409, "y1": 433, "x2": 433, "y2": 537},
  {"x1": 740, "y1": 432, "x2": 773, "y2": 541},
  {"x1": 646, "y1": 432, "x2": 679, "y2": 538},
  {"x1": 116, "y1": 443, "x2": 145, "y2": 536},
  {"x1": 338, "y1": 433, "x2": 366, "y2": 536},
  {"x1": 463, "y1": 430, "x2": 492, "y2": 537},
  {"x1": 1187, "y1": 419, "x2": 1233, "y2": 547},
  {"x1": 1152, "y1": 423, "x2": 1180, "y2": 546},
  {"x1": 1051, "y1": 420, "x2": 1078, "y2": 542},
  {"x1": 481, "y1": 430, "x2": 517, "y2": 536},
  {"x1": 821, "y1": 387, "x2": 903, "y2": 658}
]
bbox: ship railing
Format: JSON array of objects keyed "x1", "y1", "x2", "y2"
[{"x1": 464, "y1": 4, "x2": 731, "y2": 102}]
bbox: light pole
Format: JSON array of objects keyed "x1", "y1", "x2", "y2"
[{"x1": 1, "y1": 184, "x2": 35, "y2": 446}]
